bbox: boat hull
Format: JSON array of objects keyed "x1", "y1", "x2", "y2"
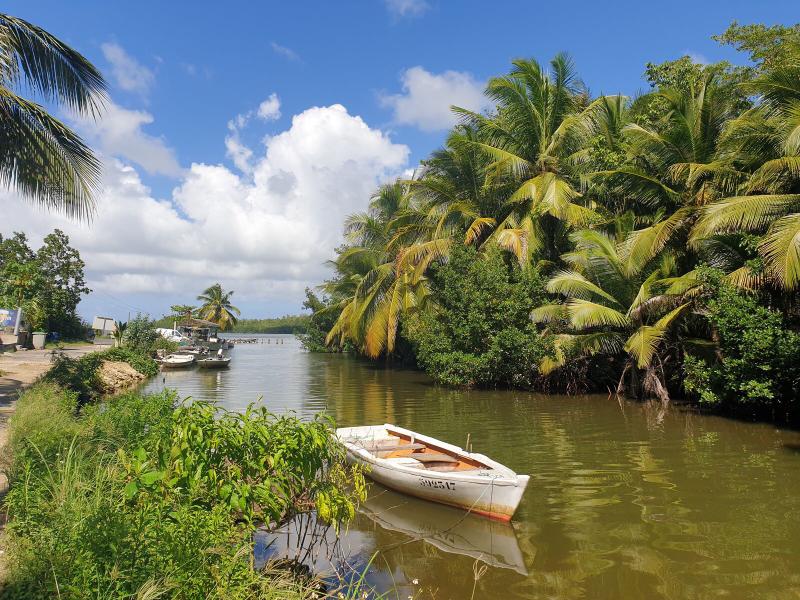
[
  {"x1": 198, "y1": 359, "x2": 230, "y2": 368},
  {"x1": 160, "y1": 354, "x2": 196, "y2": 368},
  {"x1": 337, "y1": 425, "x2": 529, "y2": 521}
]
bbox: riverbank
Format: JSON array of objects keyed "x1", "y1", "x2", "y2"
[
  {"x1": 0, "y1": 345, "x2": 104, "y2": 585},
  {"x1": 0, "y1": 379, "x2": 364, "y2": 598},
  {"x1": 0, "y1": 345, "x2": 103, "y2": 484}
]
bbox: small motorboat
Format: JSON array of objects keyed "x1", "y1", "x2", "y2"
[
  {"x1": 336, "y1": 424, "x2": 529, "y2": 521},
  {"x1": 197, "y1": 356, "x2": 231, "y2": 368},
  {"x1": 160, "y1": 353, "x2": 196, "y2": 368}
]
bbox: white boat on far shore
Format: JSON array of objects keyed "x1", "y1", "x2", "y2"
[
  {"x1": 336, "y1": 424, "x2": 529, "y2": 521},
  {"x1": 160, "y1": 353, "x2": 196, "y2": 368}
]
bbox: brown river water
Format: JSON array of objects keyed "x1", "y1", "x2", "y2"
[{"x1": 142, "y1": 334, "x2": 800, "y2": 599}]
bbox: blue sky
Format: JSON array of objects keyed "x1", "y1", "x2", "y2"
[{"x1": 3, "y1": 0, "x2": 798, "y2": 321}]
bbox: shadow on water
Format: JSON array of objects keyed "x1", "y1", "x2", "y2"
[{"x1": 142, "y1": 334, "x2": 800, "y2": 600}]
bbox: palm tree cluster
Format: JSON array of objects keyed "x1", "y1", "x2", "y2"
[{"x1": 316, "y1": 38, "x2": 800, "y2": 400}]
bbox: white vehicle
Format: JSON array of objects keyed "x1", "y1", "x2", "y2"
[
  {"x1": 156, "y1": 328, "x2": 191, "y2": 343},
  {"x1": 336, "y1": 424, "x2": 529, "y2": 521}
]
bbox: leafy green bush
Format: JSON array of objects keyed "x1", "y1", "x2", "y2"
[
  {"x1": 43, "y1": 350, "x2": 105, "y2": 403},
  {"x1": 1, "y1": 384, "x2": 366, "y2": 599},
  {"x1": 151, "y1": 335, "x2": 179, "y2": 354},
  {"x1": 683, "y1": 270, "x2": 800, "y2": 415},
  {"x1": 406, "y1": 245, "x2": 552, "y2": 388},
  {"x1": 43, "y1": 348, "x2": 158, "y2": 403},
  {"x1": 298, "y1": 288, "x2": 342, "y2": 352},
  {"x1": 122, "y1": 313, "x2": 160, "y2": 354},
  {"x1": 104, "y1": 347, "x2": 159, "y2": 377}
]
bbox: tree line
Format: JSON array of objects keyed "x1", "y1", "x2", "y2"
[
  {"x1": 0, "y1": 230, "x2": 89, "y2": 338},
  {"x1": 304, "y1": 23, "x2": 800, "y2": 420}
]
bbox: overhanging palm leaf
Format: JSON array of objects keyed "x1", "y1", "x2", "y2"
[
  {"x1": 760, "y1": 213, "x2": 800, "y2": 289},
  {"x1": 624, "y1": 303, "x2": 689, "y2": 369},
  {"x1": 691, "y1": 194, "x2": 800, "y2": 241},
  {"x1": 0, "y1": 13, "x2": 106, "y2": 220}
]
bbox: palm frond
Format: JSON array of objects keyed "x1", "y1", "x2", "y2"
[
  {"x1": 566, "y1": 299, "x2": 630, "y2": 329},
  {"x1": 0, "y1": 13, "x2": 106, "y2": 115},
  {"x1": 624, "y1": 303, "x2": 689, "y2": 369},
  {"x1": 0, "y1": 88, "x2": 100, "y2": 220},
  {"x1": 760, "y1": 212, "x2": 800, "y2": 290},
  {"x1": 691, "y1": 194, "x2": 800, "y2": 241}
]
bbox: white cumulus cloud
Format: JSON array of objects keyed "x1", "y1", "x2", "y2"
[
  {"x1": 101, "y1": 42, "x2": 155, "y2": 97},
  {"x1": 225, "y1": 94, "x2": 283, "y2": 173},
  {"x1": 2, "y1": 104, "x2": 409, "y2": 318},
  {"x1": 380, "y1": 66, "x2": 488, "y2": 131},
  {"x1": 74, "y1": 101, "x2": 183, "y2": 177},
  {"x1": 257, "y1": 94, "x2": 282, "y2": 121}
]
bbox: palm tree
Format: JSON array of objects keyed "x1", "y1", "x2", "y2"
[
  {"x1": 0, "y1": 14, "x2": 106, "y2": 219},
  {"x1": 594, "y1": 75, "x2": 746, "y2": 272},
  {"x1": 113, "y1": 320, "x2": 127, "y2": 347},
  {"x1": 409, "y1": 125, "x2": 512, "y2": 249},
  {"x1": 169, "y1": 304, "x2": 196, "y2": 326},
  {"x1": 691, "y1": 63, "x2": 800, "y2": 288},
  {"x1": 196, "y1": 284, "x2": 240, "y2": 331},
  {"x1": 531, "y1": 226, "x2": 692, "y2": 401},
  {"x1": 326, "y1": 181, "x2": 432, "y2": 357},
  {"x1": 456, "y1": 55, "x2": 616, "y2": 264}
]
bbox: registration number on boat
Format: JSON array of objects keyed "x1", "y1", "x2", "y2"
[{"x1": 419, "y1": 477, "x2": 455, "y2": 490}]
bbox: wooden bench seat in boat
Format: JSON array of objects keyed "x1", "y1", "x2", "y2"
[
  {"x1": 361, "y1": 442, "x2": 426, "y2": 453},
  {"x1": 411, "y1": 453, "x2": 459, "y2": 464}
]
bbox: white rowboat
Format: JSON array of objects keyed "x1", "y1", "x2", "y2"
[
  {"x1": 160, "y1": 353, "x2": 196, "y2": 368},
  {"x1": 336, "y1": 424, "x2": 530, "y2": 521}
]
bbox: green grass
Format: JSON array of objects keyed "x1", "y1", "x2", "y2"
[
  {"x1": 43, "y1": 339, "x2": 95, "y2": 349},
  {"x1": 0, "y1": 383, "x2": 369, "y2": 599}
]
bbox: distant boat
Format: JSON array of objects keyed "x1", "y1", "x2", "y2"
[
  {"x1": 160, "y1": 353, "x2": 195, "y2": 368},
  {"x1": 197, "y1": 356, "x2": 231, "y2": 369},
  {"x1": 336, "y1": 424, "x2": 529, "y2": 521}
]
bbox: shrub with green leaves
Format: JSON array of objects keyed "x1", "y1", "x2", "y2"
[
  {"x1": 1, "y1": 384, "x2": 365, "y2": 599},
  {"x1": 122, "y1": 313, "x2": 160, "y2": 354},
  {"x1": 683, "y1": 270, "x2": 800, "y2": 415},
  {"x1": 406, "y1": 245, "x2": 552, "y2": 388},
  {"x1": 43, "y1": 348, "x2": 159, "y2": 403}
]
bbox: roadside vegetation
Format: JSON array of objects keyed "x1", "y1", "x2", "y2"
[
  {"x1": 0, "y1": 230, "x2": 91, "y2": 339},
  {"x1": 305, "y1": 23, "x2": 800, "y2": 421}
]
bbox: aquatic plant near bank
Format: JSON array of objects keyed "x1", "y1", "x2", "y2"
[
  {"x1": 1, "y1": 384, "x2": 367, "y2": 598},
  {"x1": 684, "y1": 269, "x2": 800, "y2": 417}
]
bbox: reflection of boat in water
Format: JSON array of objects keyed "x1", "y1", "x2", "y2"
[
  {"x1": 337, "y1": 424, "x2": 530, "y2": 521},
  {"x1": 360, "y1": 487, "x2": 529, "y2": 576}
]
